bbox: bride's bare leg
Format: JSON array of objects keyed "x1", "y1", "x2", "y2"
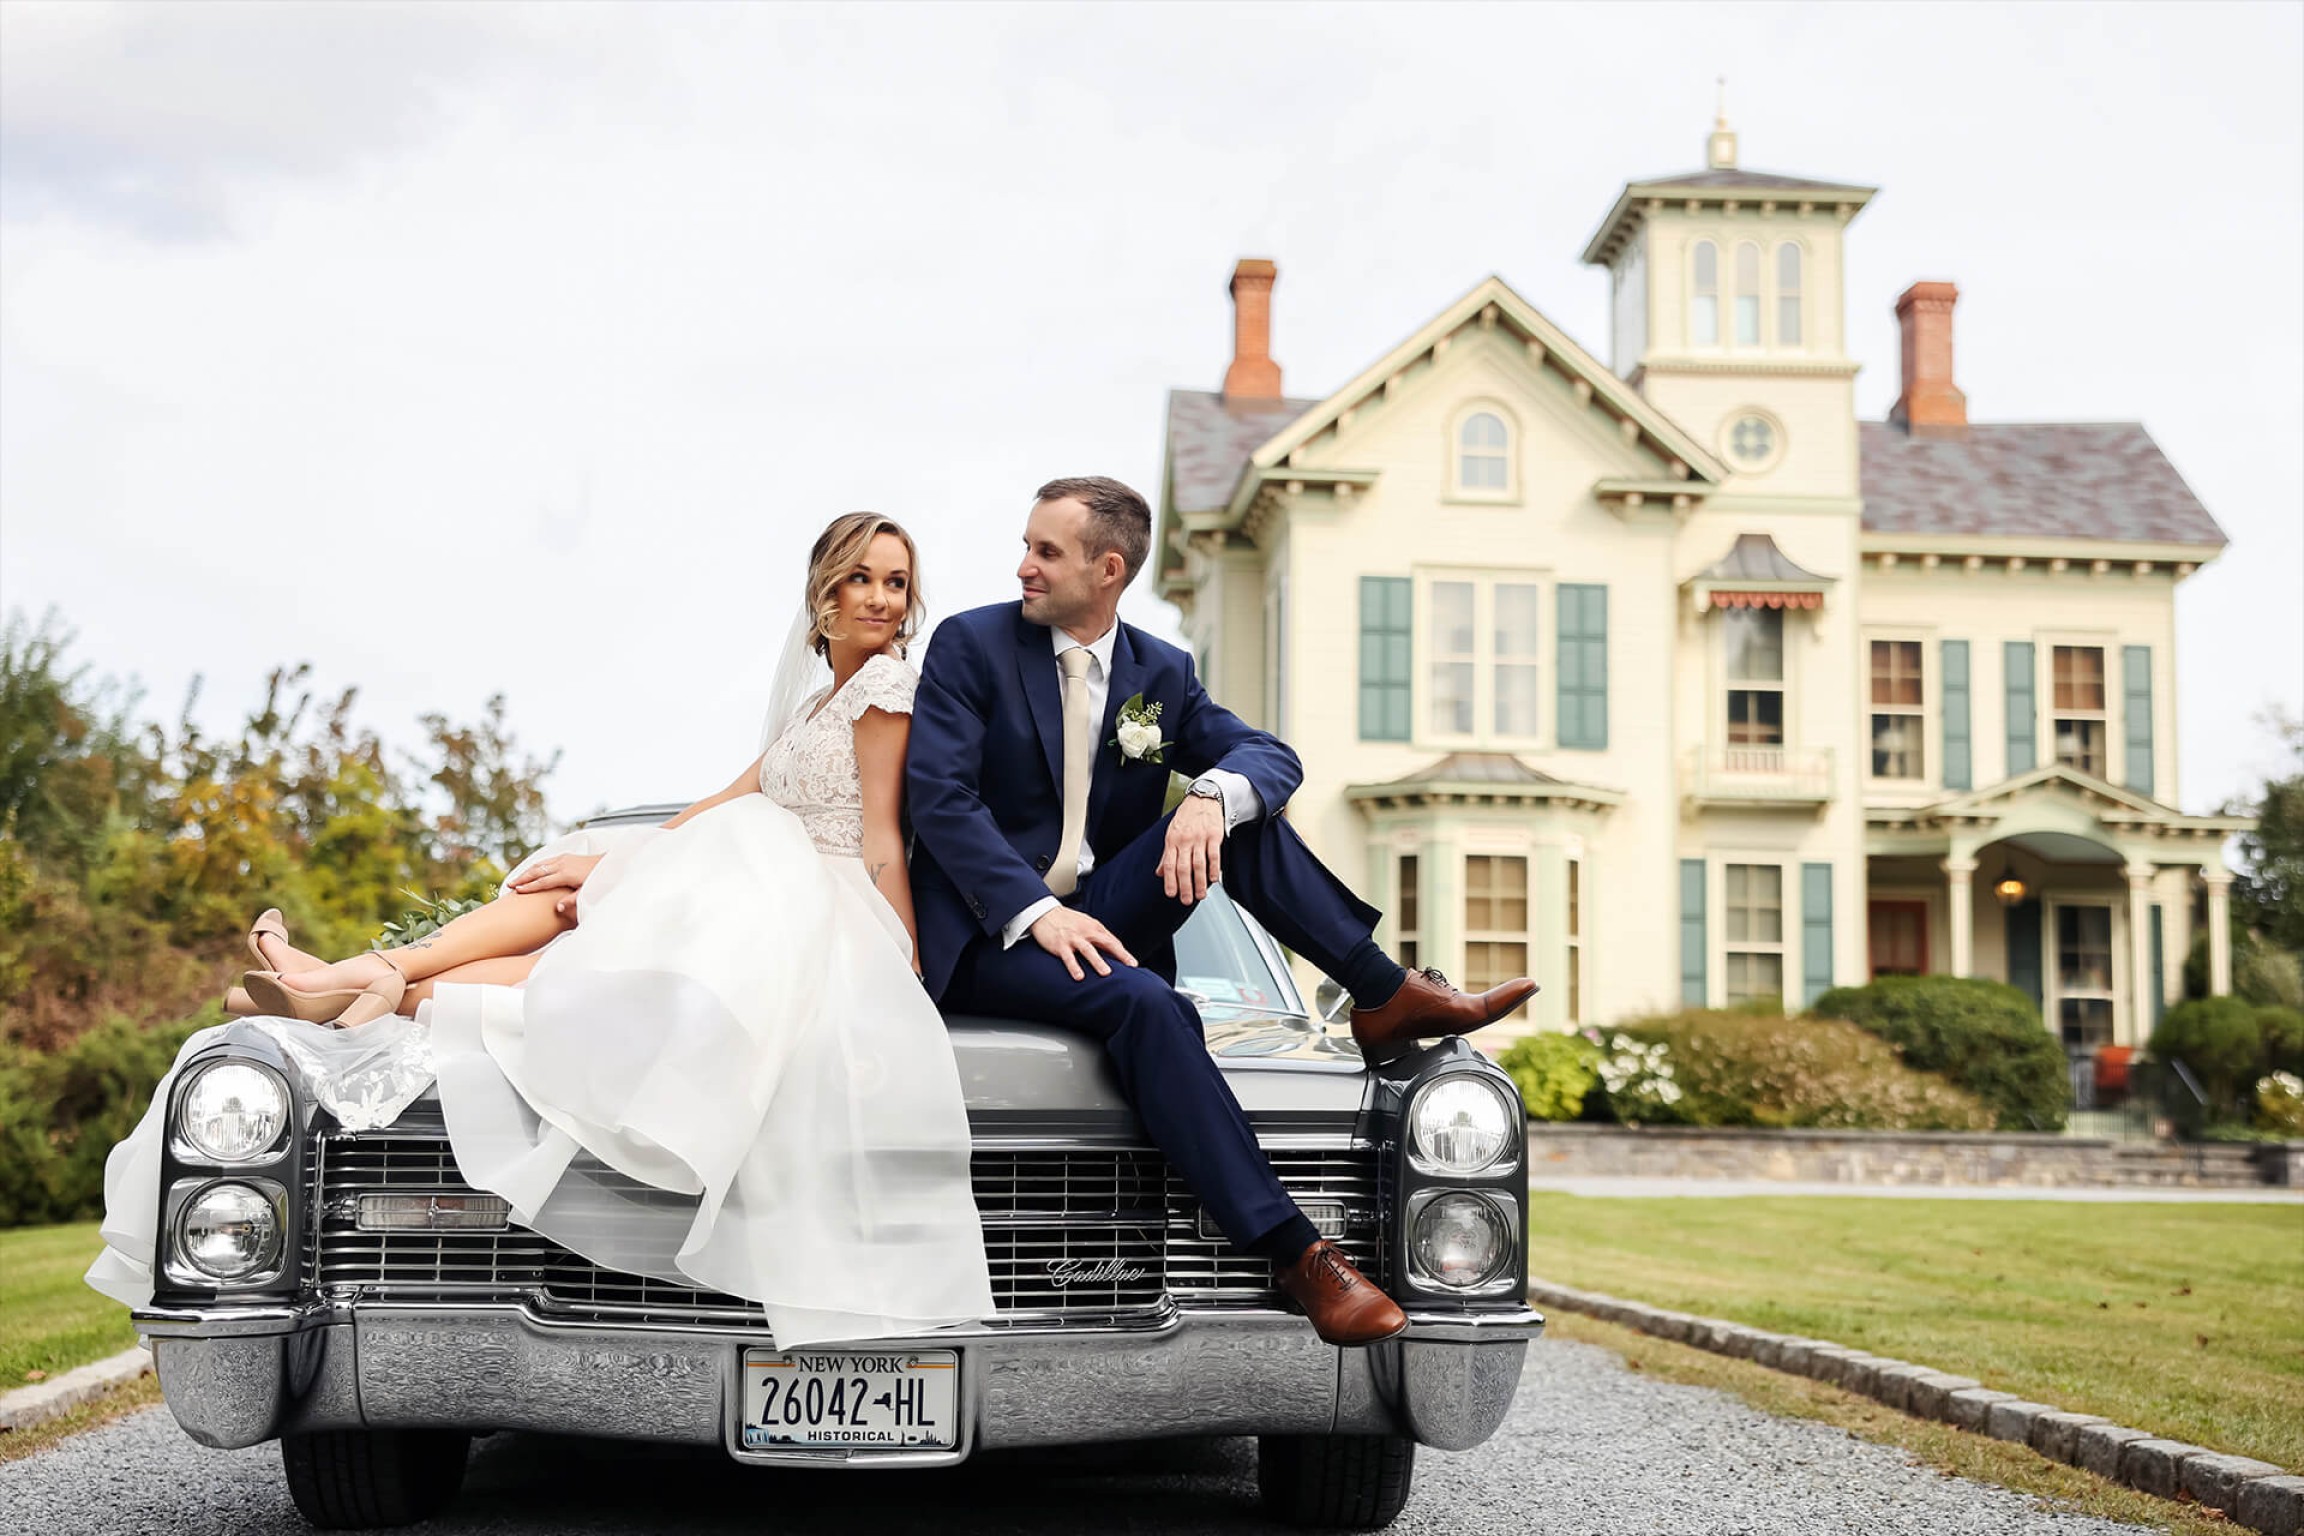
[
  {"x1": 252, "y1": 929, "x2": 327, "y2": 975},
  {"x1": 396, "y1": 955, "x2": 543, "y2": 1016},
  {"x1": 278, "y1": 891, "x2": 574, "y2": 993}
]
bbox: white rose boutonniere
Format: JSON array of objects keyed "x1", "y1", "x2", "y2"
[{"x1": 1110, "y1": 693, "x2": 1167, "y2": 766}]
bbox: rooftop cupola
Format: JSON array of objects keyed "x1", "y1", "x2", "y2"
[{"x1": 1707, "y1": 81, "x2": 1737, "y2": 170}]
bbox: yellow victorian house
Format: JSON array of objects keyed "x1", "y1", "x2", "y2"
[{"x1": 1154, "y1": 120, "x2": 2250, "y2": 1064}]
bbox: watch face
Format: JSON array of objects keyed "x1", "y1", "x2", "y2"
[{"x1": 1190, "y1": 782, "x2": 1222, "y2": 798}]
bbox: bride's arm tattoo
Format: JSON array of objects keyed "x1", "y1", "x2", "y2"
[{"x1": 867, "y1": 859, "x2": 891, "y2": 888}]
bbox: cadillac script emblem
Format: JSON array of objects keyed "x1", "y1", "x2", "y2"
[{"x1": 1045, "y1": 1257, "x2": 1150, "y2": 1288}]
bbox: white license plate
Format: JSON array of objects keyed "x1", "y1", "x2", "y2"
[{"x1": 739, "y1": 1348, "x2": 959, "y2": 1451}]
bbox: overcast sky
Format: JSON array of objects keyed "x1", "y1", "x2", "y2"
[{"x1": 3, "y1": 0, "x2": 2298, "y2": 823}]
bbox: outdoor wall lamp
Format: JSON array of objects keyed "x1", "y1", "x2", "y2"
[{"x1": 1993, "y1": 877, "x2": 2028, "y2": 907}]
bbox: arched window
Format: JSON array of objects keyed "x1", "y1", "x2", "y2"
[
  {"x1": 1458, "y1": 411, "x2": 1509, "y2": 491},
  {"x1": 1776, "y1": 244, "x2": 1803, "y2": 347},
  {"x1": 1734, "y1": 242, "x2": 1761, "y2": 346},
  {"x1": 1690, "y1": 241, "x2": 1719, "y2": 345}
]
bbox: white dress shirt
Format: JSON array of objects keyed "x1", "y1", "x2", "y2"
[{"x1": 1000, "y1": 623, "x2": 1264, "y2": 947}]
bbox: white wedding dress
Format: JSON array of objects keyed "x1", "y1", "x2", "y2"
[{"x1": 90, "y1": 653, "x2": 996, "y2": 1349}]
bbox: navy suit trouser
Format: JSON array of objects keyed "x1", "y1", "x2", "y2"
[{"x1": 944, "y1": 809, "x2": 1382, "y2": 1249}]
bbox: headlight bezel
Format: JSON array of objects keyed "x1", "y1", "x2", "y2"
[
  {"x1": 1406, "y1": 1072, "x2": 1520, "y2": 1178},
  {"x1": 164, "y1": 1176, "x2": 290, "y2": 1287},
  {"x1": 1373, "y1": 1040, "x2": 1532, "y2": 1307},
  {"x1": 172, "y1": 1058, "x2": 293, "y2": 1165},
  {"x1": 1405, "y1": 1187, "x2": 1518, "y2": 1295},
  {"x1": 154, "y1": 1040, "x2": 306, "y2": 1300}
]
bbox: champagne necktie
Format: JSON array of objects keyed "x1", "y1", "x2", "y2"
[{"x1": 1047, "y1": 647, "x2": 1094, "y2": 897}]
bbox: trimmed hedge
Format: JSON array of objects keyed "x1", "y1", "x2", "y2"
[
  {"x1": 1811, "y1": 975, "x2": 2069, "y2": 1131},
  {"x1": 1609, "y1": 1011, "x2": 1994, "y2": 1131},
  {"x1": 2149, "y1": 997, "x2": 2304, "y2": 1121}
]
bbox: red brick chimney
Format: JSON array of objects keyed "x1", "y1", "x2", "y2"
[
  {"x1": 1222, "y1": 258, "x2": 1282, "y2": 401},
  {"x1": 1891, "y1": 281, "x2": 1967, "y2": 435}
]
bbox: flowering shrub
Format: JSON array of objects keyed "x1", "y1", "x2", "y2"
[
  {"x1": 1496, "y1": 1031, "x2": 1599, "y2": 1121},
  {"x1": 1587, "y1": 1029, "x2": 1684, "y2": 1120},
  {"x1": 2257, "y1": 1070, "x2": 2304, "y2": 1136},
  {"x1": 1614, "y1": 1010, "x2": 1994, "y2": 1131}
]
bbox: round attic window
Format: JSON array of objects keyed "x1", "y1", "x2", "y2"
[{"x1": 1724, "y1": 411, "x2": 1785, "y2": 472}]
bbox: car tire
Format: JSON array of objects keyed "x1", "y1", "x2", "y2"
[
  {"x1": 1256, "y1": 1432, "x2": 1416, "y2": 1528},
  {"x1": 280, "y1": 1428, "x2": 472, "y2": 1529}
]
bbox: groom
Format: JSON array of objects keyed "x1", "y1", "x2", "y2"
[{"x1": 907, "y1": 476, "x2": 1534, "y2": 1346}]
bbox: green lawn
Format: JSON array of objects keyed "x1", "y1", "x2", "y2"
[
  {"x1": 1529, "y1": 1193, "x2": 2304, "y2": 1472},
  {"x1": 0, "y1": 1223, "x2": 138, "y2": 1384}
]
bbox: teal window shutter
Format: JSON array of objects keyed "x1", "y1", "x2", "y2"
[
  {"x1": 2150, "y1": 905, "x2": 2167, "y2": 1029},
  {"x1": 1358, "y1": 577, "x2": 1411, "y2": 741},
  {"x1": 2123, "y1": 645, "x2": 2155, "y2": 796},
  {"x1": 1557, "y1": 583, "x2": 1609, "y2": 749},
  {"x1": 1801, "y1": 863, "x2": 1833, "y2": 1008},
  {"x1": 1680, "y1": 859, "x2": 1707, "y2": 1006},
  {"x1": 2004, "y1": 641, "x2": 2037, "y2": 775},
  {"x1": 2006, "y1": 898, "x2": 2043, "y2": 1012},
  {"x1": 1941, "y1": 640, "x2": 1972, "y2": 791}
]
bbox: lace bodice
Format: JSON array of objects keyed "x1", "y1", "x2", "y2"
[{"x1": 757, "y1": 653, "x2": 916, "y2": 857}]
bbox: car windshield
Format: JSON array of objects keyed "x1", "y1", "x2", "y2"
[{"x1": 1172, "y1": 888, "x2": 1304, "y2": 1017}]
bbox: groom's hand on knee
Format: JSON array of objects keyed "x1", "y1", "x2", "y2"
[
  {"x1": 1029, "y1": 908, "x2": 1139, "y2": 981},
  {"x1": 1160, "y1": 797, "x2": 1225, "y2": 905}
]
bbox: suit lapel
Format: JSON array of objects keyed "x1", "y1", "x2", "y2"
[
  {"x1": 1013, "y1": 607, "x2": 1064, "y2": 793},
  {"x1": 1088, "y1": 623, "x2": 1147, "y2": 835}
]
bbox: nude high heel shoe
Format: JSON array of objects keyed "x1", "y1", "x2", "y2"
[
  {"x1": 242, "y1": 954, "x2": 407, "y2": 1029},
  {"x1": 223, "y1": 986, "x2": 258, "y2": 1017},
  {"x1": 246, "y1": 909, "x2": 291, "y2": 971}
]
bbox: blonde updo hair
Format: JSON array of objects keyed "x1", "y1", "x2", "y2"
[{"x1": 805, "y1": 512, "x2": 925, "y2": 659}]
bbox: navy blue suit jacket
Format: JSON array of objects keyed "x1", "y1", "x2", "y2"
[{"x1": 907, "y1": 602, "x2": 1302, "y2": 1003}]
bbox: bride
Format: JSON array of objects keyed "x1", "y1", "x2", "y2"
[{"x1": 117, "y1": 512, "x2": 996, "y2": 1347}]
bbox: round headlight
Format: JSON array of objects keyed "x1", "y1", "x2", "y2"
[
  {"x1": 1411, "y1": 1191, "x2": 1508, "y2": 1290},
  {"x1": 1409, "y1": 1074, "x2": 1515, "y2": 1175},
  {"x1": 178, "y1": 1182, "x2": 282, "y2": 1280},
  {"x1": 180, "y1": 1061, "x2": 289, "y2": 1162}
]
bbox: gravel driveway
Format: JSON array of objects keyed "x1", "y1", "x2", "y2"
[{"x1": 2, "y1": 1333, "x2": 2153, "y2": 1535}]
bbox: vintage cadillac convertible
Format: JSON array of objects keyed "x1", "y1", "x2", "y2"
[{"x1": 132, "y1": 811, "x2": 1542, "y2": 1530}]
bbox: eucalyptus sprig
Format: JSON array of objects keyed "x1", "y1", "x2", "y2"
[{"x1": 374, "y1": 888, "x2": 490, "y2": 950}]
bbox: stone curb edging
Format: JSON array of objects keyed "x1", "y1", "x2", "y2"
[
  {"x1": 1528, "y1": 1279, "x2": 2304, "y2": 1536},
  {"x1": 0, "y1": 1345, "x2": 154, "y2": 1433}
]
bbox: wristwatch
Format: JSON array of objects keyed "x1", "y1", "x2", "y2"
[{"x1": 1187, "y1": 778, "x2": 1224, "y2": 804}]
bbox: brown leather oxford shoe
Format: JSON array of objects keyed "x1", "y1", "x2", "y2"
[
  {"x1": 1275, "y1": 1240, "x2": 1408, "y2": 1346},
  {"x1": 1348, "y1": 966, "x2": 1537, "y2": 1061}
]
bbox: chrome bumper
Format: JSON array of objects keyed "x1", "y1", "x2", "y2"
[{"x1": 138, "y1": 1302, "x2": 1541, "y2": 1463}]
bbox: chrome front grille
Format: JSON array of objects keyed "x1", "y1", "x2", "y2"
[
  {"x1": 1165, "y1": 1150, "x2": 1382, "y2": 1303},
  {"x1": 311, "y1": 1133, "x2": 1379, "y2": 1327}
]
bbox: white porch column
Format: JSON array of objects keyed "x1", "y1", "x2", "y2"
[
  {"x1": 2125, "y1": 863, "x2": 2155, "y2": 1043},
  {"x1": 2203, "y1": 868, "x2": 2234, "y2": 997},
  {"x1": 1943, "y1": 857, "x2": 1978, "y2": 978}
]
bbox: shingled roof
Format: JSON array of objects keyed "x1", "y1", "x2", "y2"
[
  {"x1": 1165, "y1": 389, "x2": 1320, "y2": 514},
  {"x1": 1162, "y1": 393, "x2": 2226, "y2": 553},
  {"x1": 1625, "y1": 167, "x2": 1872, "y2": 194},
  {"x1": 1857, "y1": 422, "x2": 2226, "y2": 547}
]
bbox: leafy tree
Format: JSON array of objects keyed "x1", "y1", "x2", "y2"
[
  {"x1": 0, "y1": 609, "x2": 560, "y2": 1049},
  {"x1": 2230, "y1": 707, "x2": 2304, "y2": 954},
  {"x1": 419, "y1": 692, "x2": 559, "y2": 895}
]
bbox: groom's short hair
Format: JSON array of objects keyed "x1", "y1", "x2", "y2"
[{"x1": 1037, "y1": 475, "x2": 1151, "y2": 583}]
